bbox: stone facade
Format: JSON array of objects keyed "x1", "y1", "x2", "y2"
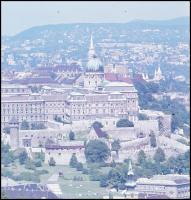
[{"x1": 136, "y1": 174, "x2": 190, "y2": 199}]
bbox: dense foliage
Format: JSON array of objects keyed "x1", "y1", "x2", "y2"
[
  {"x1": 85, "y1": 140, "x2": 110, "y2": 163},
  {"x1": 133, "y1": 79, "x2": 190, "y2": 132},
  {"x1": 69, "y1": 131, "x2": 75, "y2": 140},
  {"x1": 150, "y1": 132, "x2": 157, "y2": 147},
  {"x1": 111, "y1": 139, "x2": 121, "y2": 154},
  {"x1": 48, "y1": 157, "x2": 56, "y2": 166},
  {"x1": 20, "y1": 120, "x2": 30, "y2": 130},
  {"x1": 116, "y1": 119, "x2": 134, "y2": 127},
  {"x1": 69, "y1": 153, "x2": 78, "y2": 168}
]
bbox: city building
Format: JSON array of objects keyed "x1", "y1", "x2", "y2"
[
  {"x1": 1, "y1": 35, "x2": 139, "y2": 130},
  {"x1": 135, "y1": 174, "x2": 190, "y2": 199}
]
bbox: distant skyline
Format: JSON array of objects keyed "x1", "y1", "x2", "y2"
[{"x1": 2, "y1": 1, "x2": 190, "y2": 36}]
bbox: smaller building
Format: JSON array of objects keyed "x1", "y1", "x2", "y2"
[
  {"x1": 136, "y1": 174, "x2": 190, "y2": 199},
  {"x1": 1, "y1": 183, "x2": 58, "y2": 199},
  {"x1": 44, "y1": 141, "x2": 86, "y2": 165}
]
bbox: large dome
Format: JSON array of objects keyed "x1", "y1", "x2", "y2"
[{"x1": 86, "y1": 56, "x2": 103, "y2": 72}]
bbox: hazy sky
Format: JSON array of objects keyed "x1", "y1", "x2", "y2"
[{"x1": 2, "y1": 1, "x2": 190, "y2": 36}]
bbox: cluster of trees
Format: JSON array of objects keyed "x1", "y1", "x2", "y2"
[
  {"x1": 2, "y1": 168, "x2": 48, "y2": 183},
  {"x1": 116, "y1": 119, "x2": 134, "y2": 128},
  {"x1": 1, "y1": 143, "x2": 15, "y2": 167},
  {"x1": 1, "y1": 144, "x2": 47, "y2": 182},
  {"x1": 134, "y1": 149, "x2": 190, "y2": 179},
  {"x1": 98, "y1": 148, "x2": 189, "y2": 190},
  {"x1": 133, "y1": 79, "x2": 190, "y2": 132},
  {"x1": 99, "y1": 159, "x2": 131, "y2": 190}
]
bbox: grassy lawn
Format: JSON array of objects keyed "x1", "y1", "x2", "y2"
[
  {"x1": 59, "y1": 180, "x2": 108, "y2": 199},
  {"x1": 3, "y1": 161, "x2": 110, "y2": 199},
  {"x1": 39, "y1": 164, "x2": 109, "y2": 199}
]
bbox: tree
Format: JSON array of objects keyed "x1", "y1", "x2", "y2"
[
  {"x1": 150, "y1": 132, "x2": 157, "y2": 147},
  {"x1": 107, "y1": 167, "x2": 126, "y2": 190},
  {"x1": 1, "y1": 190, "x2": 8, "y2": 199},
  {"x1": 3, "y1": 127, "x2": 10, "y2": 134},
  {"x1": 100, "y1": 175, "x2": 109, "y2": 187},
  {"x1": 154, "y1": 147, "x2": 165, "y2": 163},
  {"x1": 19, "y1": 150, "x2": 28, "y2": 165},
  {"x1": 20, "y1": 120, "x2": 29, "y2": 130},
  {"x1": 85, "y1": 140, "x2": 110, "y2": 163},
  {"x1": 25, "y1": 159, "x2": 36, "y2": 170},
  {"x1": 48, "y1": 157, "x2": 56, "y2": 166},
  {"x1": 116, "y1": 119, "x2": 134, "y2": 127},
  {"x1": 138, "y1": 113, "x2": 149, "y2": 120},
  {"x1": 69, "y1": 131, "x2": 75, "y2": 140},
  {"x1": 111, "y1": 160, "x2": 116, "y2": 168},
  {"x1": 2, "y1": 151, "x2": 15, "y2": 166},
  {"x1": 1, "y1": 142, "x2": 10, "y2": 154},
  {"x1": 111, "y1": 139, "x2": 121, "y2": 155},
  {"x1": 76, "y1": 162, "x2": 83, "y2": 171},
  {"x1": 137, "y1": 150, "x2": 146, "y2": 165},
  {"x1": 34, "y1": 159, "x2": 42, "y2": 167},
  {"x1": 69, "y1": 153, "x2": 78, "y2": 168},
  {"x1": 35, "y1": 150, "x2": 45, "y2": 162}
]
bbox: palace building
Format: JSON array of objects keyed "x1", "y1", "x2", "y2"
[{"x1": 1, "y1": 35, "x2": 139, "y2": 130}]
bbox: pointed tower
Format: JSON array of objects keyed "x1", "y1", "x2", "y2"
[
  {"x1": 84, "y1": 34, "x2": 104, "y2": 90},
  {"x1": 125, "y1": 160, "x2": 136, "y2": 190},
  {"x1": 88, "y1": 34, "x2": 96, "y2": 59}
]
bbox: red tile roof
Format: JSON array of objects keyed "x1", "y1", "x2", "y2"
[{"x1": 105, "y1": 73, "x2": 132, "y2": 84}]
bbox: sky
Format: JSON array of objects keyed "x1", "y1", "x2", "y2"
[{"x1": 2, "y1": 1, "x2": 190, "y2": 36}]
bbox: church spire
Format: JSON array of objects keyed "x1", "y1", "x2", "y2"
[
  {"x1": 90, "y1": 34, "x2": 94, "y2": 49},
  {"x1": 127, "y1": 159, "x2": 134, "y2": 176},
  {"x1": 88, "y1": 34, "x2": 96, "y2": 59}
]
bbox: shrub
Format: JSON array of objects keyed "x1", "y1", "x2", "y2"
[
  {"x1": 19, "y1": 171, "x2": 40, "y2": 182},
  {"x1": 20, "y1": 120, "x2": 30, "y2": 130},
  {"x1": 2, "y1": 169, "x2": 13, "y2": 178},
  {"x1": 35, "y1": 169, "x2": 49, "y2": 175},
  {"x1": 138, "y1": 113, "x2": 149, "y2": 120},
  {"x1": 69, "y1": 153, "x2": 78, "y2": 168},
  {"x1": 34, "y1": 159, "x2": 42, "y2": 167},
  {"x1": 3, "y1": 127, "x2": 10, "y2": 134},
  {"x1": 76, "y1": 162, "x2": 83, "y2": 171},
  {"x1": 116, "y1": 119, "x2": 134, "y2": 127},
  {"x1": 73, "y1": 176, "x2": 83, "y2": 181},
  {"x1": 82, "y1": 168, "x2": 89, "y2": 174},
  {"x1": 48, "y1": 157, "x2": 56, "y2": 166},
  {"x1": 100, "y1": 175, "x2": 109, "y2": 187},
  {"x1": 69, "y1": 131, "x2": 75, "y2": 140},
  {"x1": 154, "y1": 147, "x2": 165, "y2": 163},
  {"x1": 19, "y1": 150, "x2": 28, "y2": 165},
  {"x1": 25, "y1": 159, "x2": 36, "y2": 170}
]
